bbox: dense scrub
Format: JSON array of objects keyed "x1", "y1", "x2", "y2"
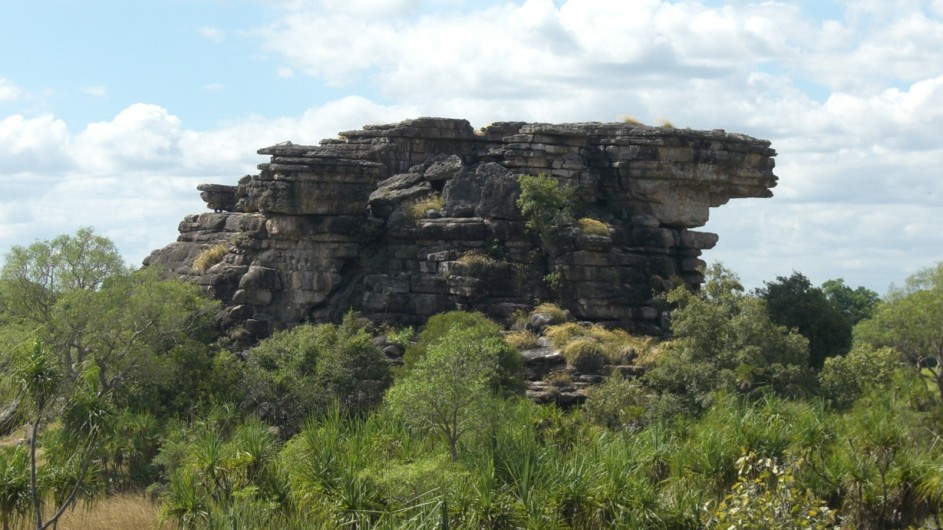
[{"x1": 2, "y1": 230, "x2": 943, "y2": 529}]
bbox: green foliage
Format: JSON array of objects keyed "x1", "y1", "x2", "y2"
[
  {"x1": 516, "y1": 174, "x2": 577, "y2": 243},
  {"x1": 0, "y1": 446, "x2": 31, "y2": 530},
  {"x1": 45, "y1": 266, "x2": 220, "y2": 397},
  {"x1": 757, "y1": 271, "x2": 852, "y2": 369},
  {"x1": 647, "y1": 264, "x2": 815, "y2": 412},
  {"x1": 818, "y1": 343, "x2": 899, "y2": 409},
  {"x1": 855, "y1": 262, "x2": 943, "y2": 404},
  {"x1": 453, "y1": 251, "x2": 498, "y2": 276},
  {"x1": 241, "y1": 313, "x2": 392, "y2": 436},
  {"x1": 384, "y1": 325, "x2": 414, "y2": 348},
  {"x1": 158, "y1": 417, "x2": 286, "y2": 530},
  {"x1": 387, "y1": 324, "x2": 504, "y2": 460},
  {"x1": 403, "y1": 311, "x2": 524, "y2": 396},
  {"x1": 703, "y1": 451, "x2": 836, "y2": 529},
  {"x1": 0, "y1": 227, "x2": 127, "y2": 324},
  {"x1": 582, "y1": 372, "x2": 652, "y2": 431},
  {"x1": 192, "y1": 243, "x2": 228, "y2": 273},
  {"x1": 821, "y1": 278, "x2": 880, "y2": 325}
]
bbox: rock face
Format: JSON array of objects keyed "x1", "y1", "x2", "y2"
[{"x1": 144, "y1": 118, "x2": 776, "y2": 341}]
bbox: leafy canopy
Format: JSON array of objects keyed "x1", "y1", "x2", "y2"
[{"x1": 756, "y1": 272, "x2": 852, "y2": 369}]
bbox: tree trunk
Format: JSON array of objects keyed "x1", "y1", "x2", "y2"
[{"x1": 30, "y1": 417, "x2": 42, "y2": 530}]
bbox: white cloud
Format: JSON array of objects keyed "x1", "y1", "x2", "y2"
[
  {"x1": 276, "y1": 66, "x2": 295, "y2": 78},
  {"x1": 0, "y1": 114, "x2": 72, "y2": 172},
  {"x1": 199, "y1": 26, "x2": 225, "y2": 42},
  {"x1": 82, "y1": 85, "x2": 108, "y2": 97},
  {"x1": 0, "y1": 78, "x2": 22, "y2": 102},
  {"x1": 71, "y1": 104, "x2": 184, "y2": 173}
]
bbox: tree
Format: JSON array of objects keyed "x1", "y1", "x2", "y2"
[
  {"x1": 403, "y1": 310, "x2": 524, "y2": 396},
  {"x1": 0, "y1": 227, "x2": 126, "y2": 324},
  {"x1": 44, "y1": 266, "x2": 219, "y2": 395},
  {"x1": 821, "y1": 278, "x2": 880, "y2": 325},
  {"x1": 386, "y1": 325, "x2": 503, "y2": 460},
  {"x1": 756, "y1": 272, "x2": 851, "y2": 369},
  {"x1": 11, "y1": 342, "x2": 110, "y2": 530},
  {"x1": 646, "y1": 264, "x2": 814, "y2": 412},
  {"x1": 855, "y1": 262, "x2": 943, "y2": 404}
]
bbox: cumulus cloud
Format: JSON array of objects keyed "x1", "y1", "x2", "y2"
[
  {"x1": 71, "y1": 104, "x2": 184, "y2": 173},
  {"x1": 0, "y1": 114, "x2": 72, "y2": 173}
]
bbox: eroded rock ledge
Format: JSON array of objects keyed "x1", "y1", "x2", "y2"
[{"x1": 144, "y1": 117, "x2": 776, "y2": 342}]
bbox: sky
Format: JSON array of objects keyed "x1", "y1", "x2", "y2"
[{"x1": 1, "y1": 0, "x2": 941, "y2": 294}]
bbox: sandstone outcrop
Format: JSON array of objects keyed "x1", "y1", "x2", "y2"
[{"x1": 144, "y1": 118, "x2": 776, "y2": 341}]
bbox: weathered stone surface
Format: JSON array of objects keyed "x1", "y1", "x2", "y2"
[{"x1": 144, "y1": 117, "x2": 777, "y2": 341}]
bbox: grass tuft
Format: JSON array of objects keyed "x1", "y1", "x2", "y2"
[
  {"x1": 193, "y1": 243, "x2": 228, "y2": 273},
  {"x1": 578, "y1": 217, "x2": 609, "y2": 237},
  {"x1": 505, "y1": 330, "x2": 540, "y2": 350},
  {"x1": 407, "y1": 193, "x2": 444, "y2": 219},
  {"x1": 532, "y1": 302, "x2": 569, "y2": 324}
]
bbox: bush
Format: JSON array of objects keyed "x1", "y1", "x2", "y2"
[
  {"x1": 193, "y1": 244, "x2": 228, "y2": 272},
  {"x1": 241, "y1": 313, "x2": 392, "y2": 436},
  {"x1": 702, "y1": 451, "x2": 836, "y2": 529},
  {"x1": 819, "y1": 343, "x2": 899, "y2": 409},
  {"x1": 583, "y1": 372, "x2": 651, "y2": 430},
  {"x1": 516, "y1": 174, "x2": 577, "y2": 243}
]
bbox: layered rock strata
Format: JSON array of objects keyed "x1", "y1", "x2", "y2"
[{"x1": 145, "y1": 118, "x2": 776, "y2": 341}]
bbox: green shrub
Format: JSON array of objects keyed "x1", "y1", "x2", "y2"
[
  {"x1": 819, "y1": 343, "x2": 899, "y2": 409},
  {"x1": 702, "y1": 451, "x2": 835, "y2": 529},
  {"x1": 193, "y1": 243, "x2": 228, "y2": 272},
  {"x1": 241, "y1": 313, "x2": 391, "y2": 435},
  {"x1": 577, "y1": 217, "x2": 609, "y2": 237},
  {"x1": 516, "y1": 174, "x2": 577, "y2": 243},
  {"x1": 583, "y1": 372, "x2": 651, "y2": 431}
]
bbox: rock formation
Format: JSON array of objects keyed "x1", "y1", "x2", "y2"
[{"x1": 144, "y1": 118, "x2": 776, "y2": 342}]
